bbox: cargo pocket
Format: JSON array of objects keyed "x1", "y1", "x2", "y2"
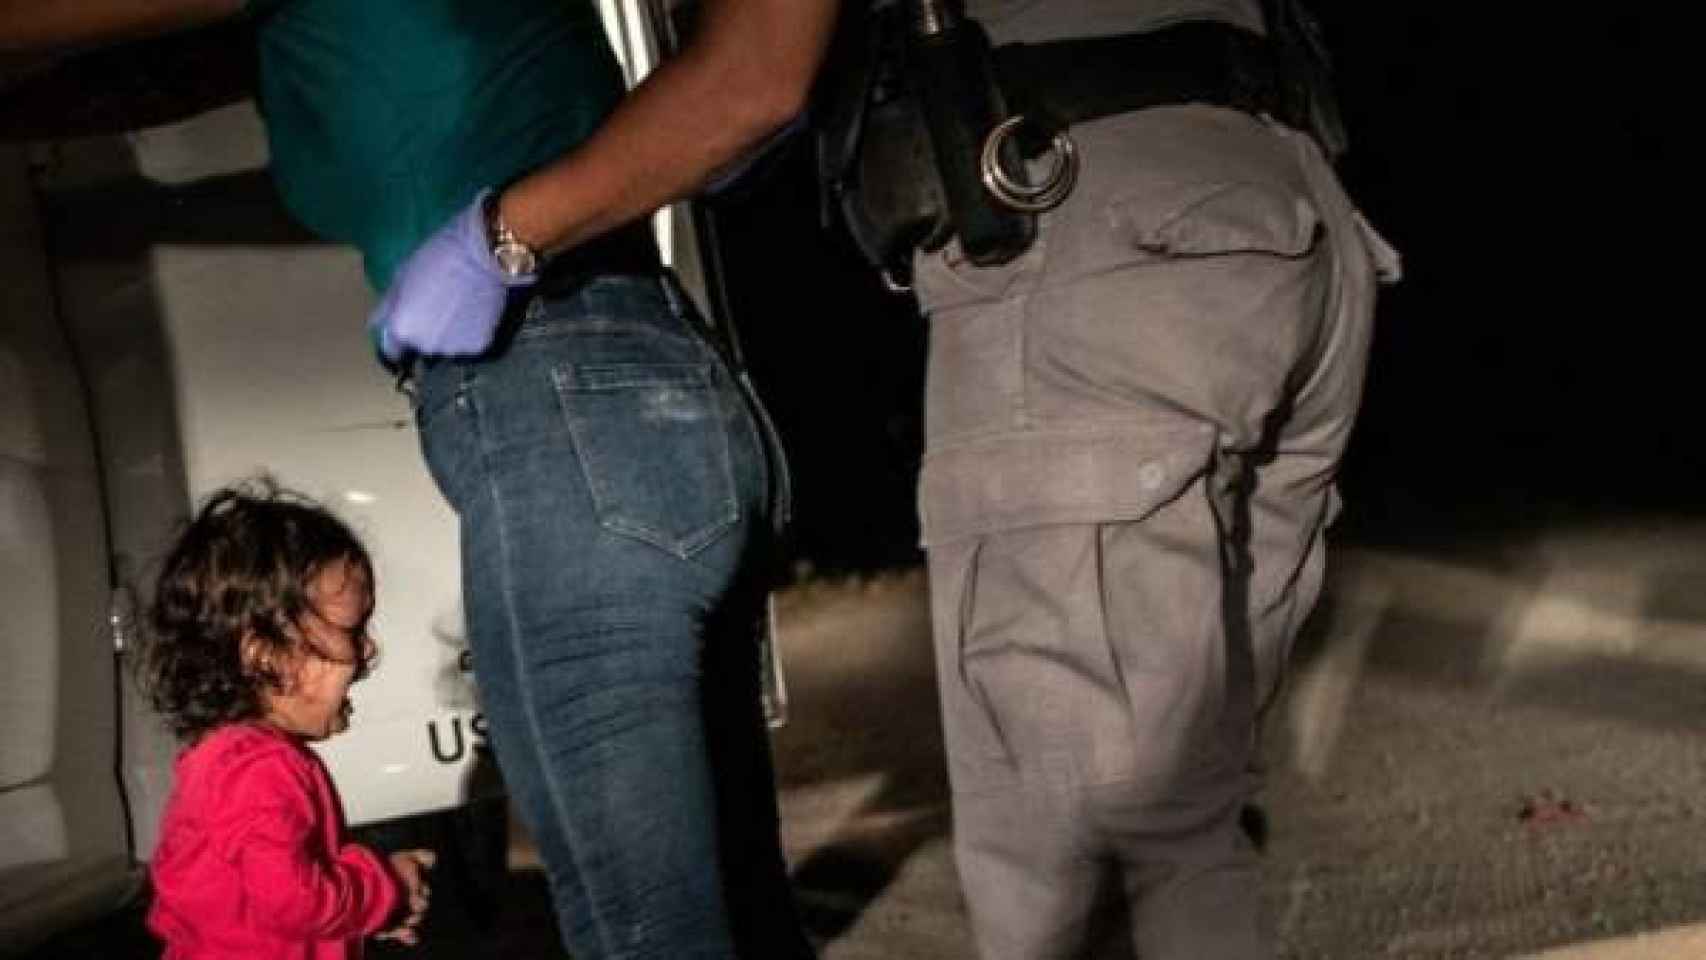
[
  {"x1": 1116, "y1": 179, "x2": 1321, "y2": 259},
  {"x1": 1019, "y1": 173, "x2": 1328, "y2": 454},
  {"x1": 919, "y1": 421, "x2": 1216, "y2": 547},
  {"x1": 930, "y1": 536, "x2": 1020, "y2": 791},
  {"x1": 552, "y1": 362, "x2": 739, "y2": 558},
  {"x1": 920, "y1": 423, "x2": 1220, "y2": 788}
]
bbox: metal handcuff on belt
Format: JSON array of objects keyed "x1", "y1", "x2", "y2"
[{"x1": 979, "y1": 115, "x2": 1078, "y2": 214}]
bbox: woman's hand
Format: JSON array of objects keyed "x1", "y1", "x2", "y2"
[{"x1": 367, "y1": 190, "x2": 537, "y2": 364}]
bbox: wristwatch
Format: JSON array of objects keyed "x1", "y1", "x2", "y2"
[{"x1": 486, "y1": 192, "x2": 542, "y2": 279}]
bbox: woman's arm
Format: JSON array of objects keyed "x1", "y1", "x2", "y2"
[
  {"x1": 0, "y1": 0, "x2": 242, "y2": 52},
  {"x1": 370, "y1": 0, "x2": 842, "y2": 362},
  {"x1": 497, "y1": 0, "x2": 840, "y2": 256}
]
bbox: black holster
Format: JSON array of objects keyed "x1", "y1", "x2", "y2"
[
  {"x1": 906, "y1": 8, "x2": 1037, "y2": 268},
  {"x1": 813, "y1": 0, "x2": 944, "y2": 283},
  {"x1": 814, "y1": 0, "x2": 1032, "y2": 284}
]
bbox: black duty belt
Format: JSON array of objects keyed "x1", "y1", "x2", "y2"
[
  {"x1": 816, "y1": 13, "x2": 1340, "y2": 285},
  {"x1": 992, "y1": 22, "x2": 1303, "y2": 154},
  {"x1": 531, "y1": 219, "x2": 663, "y2": 300}
]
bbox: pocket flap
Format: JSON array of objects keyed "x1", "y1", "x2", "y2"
[
  {"x1": 1117, "y1": 181, "x2": 1322, "y2": 259},
  {"x1": 919, "y1": 423, "x2": 1216, "y2": 545}
]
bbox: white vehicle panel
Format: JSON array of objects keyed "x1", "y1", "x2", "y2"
[
  {"x1": 0, "y1": 144, "x2": 133, "y2": 950},
  {"x1": 124, "y1": 105, "x2": 483, "y2": 831}
]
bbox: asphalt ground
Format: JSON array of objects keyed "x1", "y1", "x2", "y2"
[{"x1": 764, "y1": 510, "x2": 1706, "y2": 960}]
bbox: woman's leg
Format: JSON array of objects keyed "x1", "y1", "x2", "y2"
[{"x1": 416, "y1": 276, "x2": 808, "y2": 958}]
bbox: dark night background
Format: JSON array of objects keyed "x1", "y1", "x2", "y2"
[{"x1": 0, "y1": 9, "x2": 1675, "y2": 574}]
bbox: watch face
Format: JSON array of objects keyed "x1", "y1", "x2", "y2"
[{"x1": 494, "y1": 240, "x2": 537, "y2": 278}]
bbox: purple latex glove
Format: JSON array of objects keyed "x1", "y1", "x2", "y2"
[{"x1": 368, "y1": 188, "x2": 538, "y2": 363}]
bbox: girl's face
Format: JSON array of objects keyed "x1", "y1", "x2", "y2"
[{"x1": 258, "y1": 558, "x2": 375, "y2": 741}]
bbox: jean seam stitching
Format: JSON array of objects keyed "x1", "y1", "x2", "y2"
[{"x1": 473, "y1": 381, "x2": 615, "y2": 954}]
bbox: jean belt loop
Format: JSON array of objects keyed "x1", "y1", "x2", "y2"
[{"x1": 393, "y1": 357, "x2": 419, "y2": 403}]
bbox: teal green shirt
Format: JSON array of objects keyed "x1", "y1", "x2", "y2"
[{"x1": 250, "y1": 0, "x2": 627, "y2": 290}]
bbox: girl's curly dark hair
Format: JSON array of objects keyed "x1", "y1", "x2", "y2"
[{"x1": 143, "y1": 478, "x2": 374, "y2": 742}]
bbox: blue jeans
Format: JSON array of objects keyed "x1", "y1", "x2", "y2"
[{"x1": 412, "y1": 273, "x2": 812, "y2": 959}]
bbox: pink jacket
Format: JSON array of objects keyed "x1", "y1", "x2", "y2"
[{"x1": 147, "y1": 723, "x2": 400, "y2": 959}]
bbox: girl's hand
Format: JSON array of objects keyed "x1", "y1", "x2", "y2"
[{"x1": 377, "y1": 849, "x2": 436, "y2": 945}]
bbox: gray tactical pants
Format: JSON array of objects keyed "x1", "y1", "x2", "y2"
[{"x1": 914, "y1": 105, "x2": 1399, "y2": 959}]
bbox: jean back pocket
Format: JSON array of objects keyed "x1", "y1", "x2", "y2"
[{"x1": 552, "y1": 361, "x2": 739, "y2": 557}]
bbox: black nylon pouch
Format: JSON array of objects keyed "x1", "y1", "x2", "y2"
[
  {"x1": 815, "y1": 0, "x2": 952, "y2": 283},
  {"x1": 905, "y1": 10, "x2": 1036, "y2": 267}
]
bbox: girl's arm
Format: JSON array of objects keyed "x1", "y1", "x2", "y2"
[
  {"x1": 215, "y1": 749, "x2": 402, "y2": 940},
  {"x1": 0, "y1": 0, "x2": 242, "y2": 52}
]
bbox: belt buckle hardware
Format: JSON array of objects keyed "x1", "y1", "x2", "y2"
[{"x1": 979, "y1": 115, "x2": 1078, "y2": 213}]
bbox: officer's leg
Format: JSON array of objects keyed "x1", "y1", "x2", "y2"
[
  {"x1": 1101, "y1": 785, "x2": 1264, "y2": 959},
  {"x1": 1092, "y1": 454, "x2": 1272, "y2": 960},
  {"x1": 927, "y1": 531, "x2": 1110, "y2": 959},
  {"x1": 951, "y1": 784, "x2": 1105, "y2": 959},
  {"x1": 930, "y1": 507, "x2": 1266, "y2": 959}
]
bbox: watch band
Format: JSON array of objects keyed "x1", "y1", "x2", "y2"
[{"x1": 486, "y1": 192, "x2": 542, "y2": 280}]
